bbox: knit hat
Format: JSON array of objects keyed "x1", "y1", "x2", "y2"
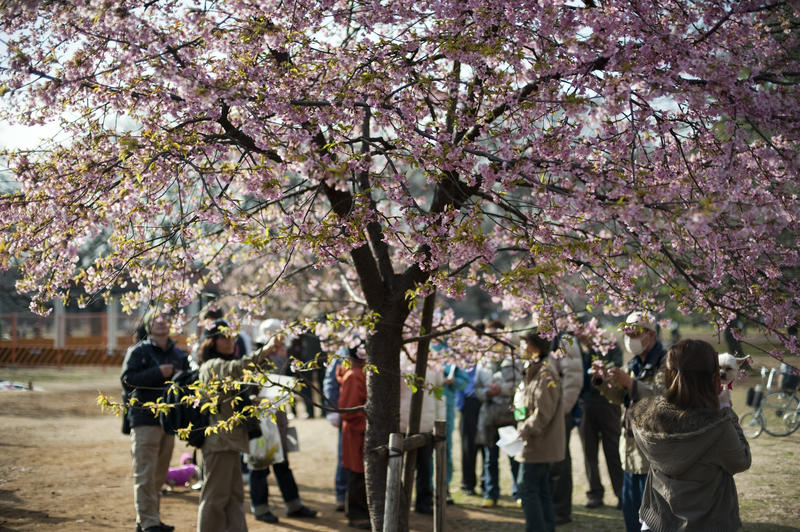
[
  {"x1": 347, "y1": 336, "x2": 366, "y2": 360},
  {"x1": 203, "y1": 319, "x2": 231, "y2": 339}
]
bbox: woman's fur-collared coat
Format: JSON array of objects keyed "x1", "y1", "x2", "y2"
[{"x1": 630, "y1": 396, "x2": 751, "y2": 532}]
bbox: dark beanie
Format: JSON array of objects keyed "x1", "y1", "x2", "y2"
[{"x1": 203, "y1": 319, "x2": 230, "y2": 339}]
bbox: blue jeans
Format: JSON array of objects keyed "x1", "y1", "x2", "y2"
[
  {"x1": 517, "y1": 462, "x2": 554, "y2": 532},
  {"x1": 483, "y1": 439, "x2": 520, "y2": 501},
  {"x1": 622, "y1": 472, "x2": 647, "y2": 532}
]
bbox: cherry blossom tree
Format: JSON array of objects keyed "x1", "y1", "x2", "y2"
[{"x1": 2, "y1": 1, "x2": 799, "y2": 528}]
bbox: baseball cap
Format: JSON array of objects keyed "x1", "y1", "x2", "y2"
[{"x1": 624, "y1": 311, "x2": 656, "y2": 335}]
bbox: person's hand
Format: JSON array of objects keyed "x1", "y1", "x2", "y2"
[
  {"x1": 262, "y1": 336, "x2": 286, "y2": 356},
  {"x1": 444, "y1": 377, "x2": 455, "y2": 386},
  {"x1": 718, "y1": 388, "x2": 732, "y2": 409},
  {"x1": 326, "y1": 412, "x2": 341, "y2": 427},
  {"x1": 159, "y1": 364, "x2": 175, "y2": 378},
  {"x1": 607, "y1": 367, "x2": 633, "y2": 390},
  {"x1": 487, "y1": 382, "x2": 501, "y2": 396}
]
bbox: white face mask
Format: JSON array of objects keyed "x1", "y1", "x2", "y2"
[{"x1": 625, "y1": 335, "x2": 645, "y2": 356}]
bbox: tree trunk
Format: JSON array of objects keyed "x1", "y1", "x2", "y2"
[
  {"x1": 364, "y1": 307, "x2": 405, "y2": 531},
  {"x1": 399, "y1": 291, "x2": 436, "y2": 531}
]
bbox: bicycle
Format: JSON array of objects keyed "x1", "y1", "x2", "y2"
[{"x1": 740, "y1": 367, "x2": 800, "y2": 438}]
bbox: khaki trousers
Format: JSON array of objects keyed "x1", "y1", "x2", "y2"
[
  {"x1": 131, "y1": 425, "x2": 174, "y2": 529},
  {"x1": 198, "y1": 450, "x2": 247, "y2": 532}
]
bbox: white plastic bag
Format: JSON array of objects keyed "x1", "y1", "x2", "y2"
[{"x1": 245, "y1": 416, "x2": 283, "y2": 470}]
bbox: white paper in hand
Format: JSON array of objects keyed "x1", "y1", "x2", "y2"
[{"x1": 496, "y1": 425, "x2": 524, "y2": 457}]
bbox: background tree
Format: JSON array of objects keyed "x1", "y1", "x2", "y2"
[{"x1": 2, "y1": 1, "x2": 799, "y2": 528}]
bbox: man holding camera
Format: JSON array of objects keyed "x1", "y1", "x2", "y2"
[
  {"x1": 576, "y1": 330, "x2": 624, "y2": 511},
  {"x1": 595, "y1": 312, "x2": 665, "y2": 532}
]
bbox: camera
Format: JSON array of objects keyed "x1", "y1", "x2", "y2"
[{"x1": 588, "y1": 360, "x2": 615, "y2": 387}]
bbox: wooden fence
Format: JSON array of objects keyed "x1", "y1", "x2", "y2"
[
  {"x1": 0, "y1": 345, "x2": 126, "y2": 368},
  {"x1": 383, "y1": 420, "x2": 448, "y2": 532},
  {"x1": 0, "y1": 310, "x2": 189, "y2": 368}
]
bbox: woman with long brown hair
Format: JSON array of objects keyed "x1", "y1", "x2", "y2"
[{"x1": 630, "y1": 339, "x2": 751, "y2": 532}]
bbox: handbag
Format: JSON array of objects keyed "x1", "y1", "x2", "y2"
[
  {"x1": 487, "y1": 401, "x2": 516, "y2": 428},
  {"x1": 285, "y1": 426, "x2": 300, "y2": 452}
]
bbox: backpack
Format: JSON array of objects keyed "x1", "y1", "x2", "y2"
[{"x1": 159, "y1": 368, "x2": 209, "y2": 448}]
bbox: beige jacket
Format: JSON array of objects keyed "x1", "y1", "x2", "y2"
[
  {"x1": 199, "y1": 346, "x2": 273, "y2": 454},
  {"x1": 514, "y1": 360, "x2": 565, "y2": 464}
]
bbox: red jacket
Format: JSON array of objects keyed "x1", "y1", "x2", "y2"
[{"x1": 338, "y1": 361, "x2": 367, "y2": 473}]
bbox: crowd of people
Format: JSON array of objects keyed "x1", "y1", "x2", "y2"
[{"x1": 120, "y1": 306, "x2": 752, "y2": 532}]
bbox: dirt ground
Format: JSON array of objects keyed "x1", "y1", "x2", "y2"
[{"x1": 0, "y1": 366, "x2": 799, "y2": 532}]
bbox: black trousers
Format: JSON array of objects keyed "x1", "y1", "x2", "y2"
[
  {"x1": 249, "y1": 458, "x2": 299, "y2": 513},
  {"x1": 415, "y1": 440, "x2": 434, "y2": 511},
  {"x1": 345, "y1": 469, "x2": 369, "y2": 522},
  {"x1": 459, "y1": 396, "x2": 481, "y2": 491},
  {"x1": 549, "y1": 413, "x2": 574, "y2": 518},
  {"x1": 579, "y1": 400, "x2": 623, "y2": 503}
]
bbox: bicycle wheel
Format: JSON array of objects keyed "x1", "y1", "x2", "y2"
[
  {"x1": 761, "y1": 391, "x2": 800, "y2": 437},
  {"x1": 739, "y1": 411, "x2": 764, "y2": 438},
  {"x1": 780, "y1": 404, "x2": 800, "y2": 436}
]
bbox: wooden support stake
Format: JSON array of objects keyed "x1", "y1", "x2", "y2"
[
  {"x1": 383, "y1": 432, "x2": 404, "y2": 532},
  {"x1": 433, "y1": 420, "x2": 447, "y2": 532}
]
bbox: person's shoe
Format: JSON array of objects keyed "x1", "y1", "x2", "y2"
[
  {"x1": 554, "y1": 514, "x2": 572, "y2": 525},
  {"x1": 255, "y1": 511, "x2": 279, "y2": 524},
  {"x1": 585, "y1": 498, "x2": 603, "y2": 508},
  {"x1": 136, "y1": 524, "x2": 173, "y2": 532},
  {"x1": 335, "y1": 499, "x2": 346, "y2": 512},
  {"x1": 482, "y1": 499, "x2": 498, "y2": 508},
  {"x1": 287, "y1": 505, "x2": 318, "y2": 518},
  {"x1": 191, "y1": 480, "x2": 203, "y2": 490},
  {"x1": 348, "y1": 519, "x2": 371, "y2": 529}
]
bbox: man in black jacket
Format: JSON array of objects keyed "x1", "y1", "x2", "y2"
[{"x1": 121, "y1": 306, "x2": 189, "y2": 532}]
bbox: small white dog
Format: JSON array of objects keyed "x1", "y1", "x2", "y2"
[
  {"x1": 719, "y1": 352, "x2": 753, "y2": 386},
  {"x1": 718, "y1": 352, "x2": 752, "y2": 407}
]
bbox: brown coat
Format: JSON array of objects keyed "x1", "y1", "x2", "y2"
[{"x1": 514, "y1": 360, "x2": 565, "y2": 464}]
